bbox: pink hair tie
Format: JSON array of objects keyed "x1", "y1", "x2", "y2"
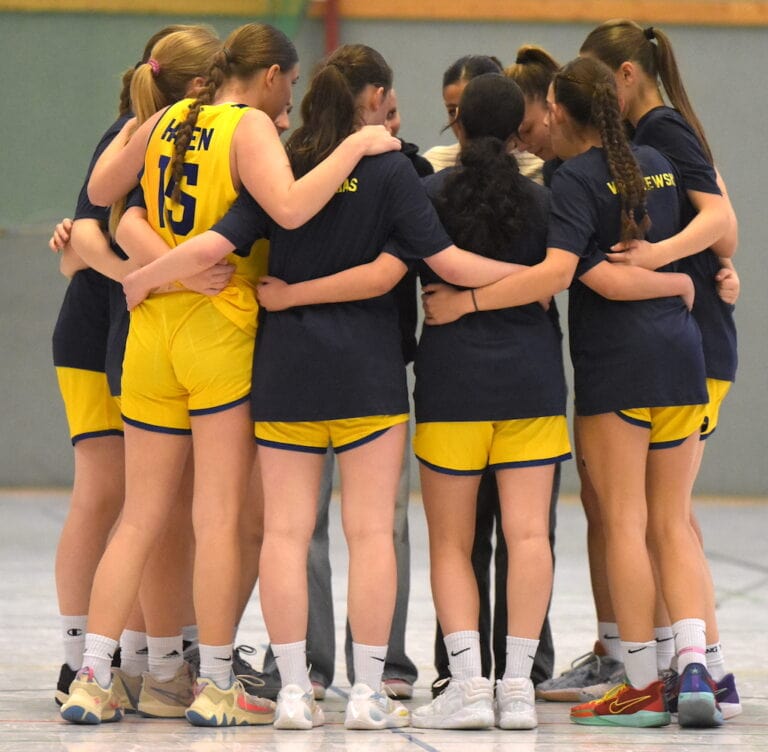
[{"x1": 148, "y1": 58, "x2": 161, "y2": 77}]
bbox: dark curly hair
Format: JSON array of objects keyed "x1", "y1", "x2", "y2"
[{"x1": 435, "y1": 73, "x2": 533, "y2": 261}]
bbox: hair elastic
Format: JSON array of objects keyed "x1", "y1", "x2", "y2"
[
  {"x1": 148, "y1": 58, "x2": 161, "y2": 76},
  {"x1": 470, "y1": 288, "x2": 480, "y2": 312},
  {"x1": 643, "y1": 26, "x2": 656, "y2": 41}
]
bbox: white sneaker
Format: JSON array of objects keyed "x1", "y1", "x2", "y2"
[
  {"x1": 345, "y1": 683, "x2": 409, "y2": 730},
  {"x1": 411, "y1": 676, "x2": 494, "y2": 729},
  {"x1": 273, "y1": 684, "x2": 324, "y2": 730},
  {"x1": 496, "y1": 677, "x2": 537, "y2": 729}
]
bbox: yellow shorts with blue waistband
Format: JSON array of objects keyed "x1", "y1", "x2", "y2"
[
  {"x1": 255, "y1": 414, "x2": 409, "y2": 454},
  {"x1": 56, "y1": 367, "x2": 123, "y2": 444},
  {"x1": 700, "y1": 378, "x2": 731, "y2": 439},
  {"x1": 414, "y1": 416, "x2": 572, "y2": 475},
  {"x1": 616, "y1": 402, "x2": 707, "y2": 449},
  {"x1": 121, "y1": 292, "x2": 254, "y2": 434}
]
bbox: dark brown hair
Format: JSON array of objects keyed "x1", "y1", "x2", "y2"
[
  {"x1": 580, "y1": 18, "x2": 713, "y2": 164},
  {"x1": 504, "y1": 45, "x2": 560, "y2": 102},
  {"x1": 554, "y1": 57, "x2": 649, "y2": 242},
  {"x1": 286, "y1": 44, "x2": 392, "y2": 177},
  {"x1": 169, "y1": 22, "x2": 298, "y2": 198}
]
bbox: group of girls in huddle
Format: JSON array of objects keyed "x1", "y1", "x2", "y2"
[{"x1": 51, "y1": 14, "x2": 738, "y2": 734}]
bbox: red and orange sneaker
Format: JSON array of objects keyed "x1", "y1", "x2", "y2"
[{"x1": 570, "y1": 680, "x2": 670, "y2": 727}]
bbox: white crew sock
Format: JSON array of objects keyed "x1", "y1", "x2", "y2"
[
  {"x1": 598, "y1": 621, "x2": 622, "y2": 661},
  {"x1": 706, "y1": 642, "x2": 727, "y2": 681},
  {"x1": 503, "y1": 635, "x2": 539, "y2": 680},
  {"x1": 61, "y1": 615, "x2": 87, "y2": 671},
  {"x1": 352, "y1": 642, "x2": 388, "y2": 690},
  {"x1": 198, "y1": 643, "x2": 234, "y2": 689},
  {"x1": 272, "y1": 640, "x2": 311, "y2": 693},
  {"x1": 654, "y1": 626, "x2": 675, "y2": 673},
  {"x1": 82, "y1": 633, "x2": 119, "y2": 687},
  {"x1": 621, "y1": 640, "x2": 658, "y2": 689},
  {"x1": 147, "y1": 634, "x2": 184, "y2": 682},
  {"x1": 673, "y1": 618, "x2": 707, "y2": 673},
  {"x1": 119, "y1": 629, "x2": 148, "y2": 677},
  {"x1": 444, "y1": 630, "x2": 482, "y2": 680}
]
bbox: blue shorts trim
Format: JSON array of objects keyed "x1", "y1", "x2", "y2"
[
  {"x1": 700, "y1": 426, "x2": 717, "y2": 441},
  {"x1": 649, "y1": 436, "x2": 691, "y2": 450},
  {"x1": 489, "y1": 451, "x2": 572, "y2": 471},
  {"x1": 615, "y1": 411, "x2": 651, "y2": 429},
  {"x1": 189, "y1": 393, "x2": 250, "y2": 417},
  {"x1": 255, "y1": 438, "x2": 328, "y2": 454},
  {"x1": 122, "y1": 415, "x2": 192, "y2": 436},
  {"x1": 335, "y1": 426, "x2": 390, "y2": 453},
  {"x1": 415, "y1": 455, "x2": 486, "y2": 476},
  {"x1": 71, "y1": 428, "x2": 124, "y2": 446}
]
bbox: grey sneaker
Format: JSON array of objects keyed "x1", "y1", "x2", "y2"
[{"x1": 535, "y1": 642, "x2": 624, "y2": 702}]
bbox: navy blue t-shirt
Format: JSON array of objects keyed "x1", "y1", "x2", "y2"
[
  {"x1": 410, "y1": 168, "x2": 567, "y2": 422},
  {"x1": 633, "y1": 106, "x2": 737, "y2": 382},
  {"x1": 53, "y1": 114, "x2": 131, "y2": 395},
  {"x1": 212, "y1": 151, "x2": 452, "y2": 421},
  {"x1": 548, "y1": 145, "x2": 707, "y2": 415}
]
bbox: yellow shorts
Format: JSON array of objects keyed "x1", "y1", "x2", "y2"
[
  {"x1": 255, "y1": 414, "x2": 409, "y2": 454},
  {"x1": 414, "y1": 416, "x2": 572, "y2": 475},
  {"x1": 121, "y1": 292, "x2": 254, "y2": 433},
  {"x1": 56, "y1": 367, "x2": 123, "y2": 445},
  {"x1": 617, "y1": 403, "x2": 707, "y2": 449},
  {"x1": 700, "y1": 378, "x2": 732, "y2": 439}
]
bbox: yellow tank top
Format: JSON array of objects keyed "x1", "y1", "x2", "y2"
[{"x1": 141, "y1": 98, "x2": 267, "y2": 336}]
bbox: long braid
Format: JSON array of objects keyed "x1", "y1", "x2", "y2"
[{"x1": 591, "y1": 82, "x2": 649, "y2": 241}]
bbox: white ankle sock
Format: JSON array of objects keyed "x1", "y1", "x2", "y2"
[
  {"x1": 61, "y1": 615, "x2": 87, "y2": 671},
  {"x1": 352, "y1": 642, "x2": 387, "y2": 690},
  {"x1": 119, "y1": 629, "x2": 148, "y2": 677},
  {"x1": 444, "y1": 630, "x2": 482, "y2": 680},
  {"x1": 654, "y1": 626, "x2": 675, "y2": 673},
  {"x1": 503, "y1": 635, "x2": 539, "y2": 680},
  {"x1": 673, "y1": 618, "x2": 707, "y2": 673},
  {"x1": 198, "y1": 643, "x2": 234, "y2": 689},
  {"x1": 706, "y1": 642, "x2": 727, "y2": 681},
  {"x1": 621, "y1": 640, "x2": 658, "y2": 689},
  {"x1": 272, "y1": 640, "x2": 311, "y2": 693},
  {"x1": 82, "y1": 633, "x2": 119, "y2": 687},
  {"x1": 147, "y1": 634, "x2": 184, "y2": 682},
  {"x1": 598, "y1": 621, "x2": 622, "y2": 661}
]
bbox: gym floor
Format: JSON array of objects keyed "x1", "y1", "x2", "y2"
[{"x1": 1, "y1": 490, "x2": 766, "y2": 751}]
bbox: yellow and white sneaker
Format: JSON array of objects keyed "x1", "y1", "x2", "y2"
[
  {"x1": 138, "y1": 663, "x2": 194, "y2": 718},
  {"x1": 185, "y1": 677, "x2": 275, "y2": 726},
  {"x1": 60, "y1": 667, "x2": 123, "y2": 725},
  {"x1": 274, "y1": 683, "x2": 324, "y2": 730},
  {"x1": 345, "y1": 683, "x2": 410, "y2": 729}
]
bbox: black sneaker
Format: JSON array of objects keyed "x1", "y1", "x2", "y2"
[
  {"x1": 55, "y1": 663, "x2": 77, "y2": 706},
  {"x1": 233, "y1": 644, "x2": 281, "y2": 700}
]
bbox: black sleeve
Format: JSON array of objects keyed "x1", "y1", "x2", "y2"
[{"x1": 211, "y1": 190, "x2": 271, "y2": 248}]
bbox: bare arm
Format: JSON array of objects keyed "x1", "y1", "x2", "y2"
[
  {"x1": 425, "y1": 246, "x2": 528, "y2": 287},
  {"x1": 235, "y1": 112, "x2": 400, "y2": 229},
  {"x1": 257, "y1": 253, "x2": 408, "y2": 312},
  {"x1": 580, "y1": 261, "x2": 694, "y2": 310},
  {"x1": 87, "y1": 114, "x2": 161, "y2": 206},
  {"x1": 608, "y1": 189, "x2": 731, "y2": 269},
  {"x1": 70, "y1": 219, "x2": 139, "y2": 282},
  {"x1": 58, "y1": 244, "x2": 90, "y2": 279},
  {"x1": 423, "y1": 247, "x2": 577, "y2": 325}
]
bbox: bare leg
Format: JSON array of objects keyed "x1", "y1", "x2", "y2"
[{"x1": 237, "y1": 444, "x2": 262, "y2": 625}]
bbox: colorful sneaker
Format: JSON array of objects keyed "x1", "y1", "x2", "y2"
[
  {"x1": 570, "y1": 680, "x2": 670, "y2": 727},
  {"x1": 112, "y1": 668, "x2": 142, "y2": 713},
  {"x1": 274, "y1": 683, "x2": 324, "y2": 729},
  {"x1": 185, "y1": 677, "x2": 275, "y2": 726},
  {"x1": 138, "y1": 663, "x2": 194, "y2": 718},
  {"x1": 60, "y1": 667, "x2": 123, "y2": 725},
  {"x1": 411, "y1": 676, "x2": 494, "y2": 729},
  {"x1": 55, "y1": 663, "x2": 77, "y2": 706},
  {"x1": 536, "y1": 642, "x2": 624, "y2": 702},
  {"x1": 345, "y1": 683, "x2": 409, "y2": 730},
  {"x1": 383, "y1": 677, "x2": 414, "y2": 700},
  {"x1": 496, "y1": 677, "x2": 537, "y2": 729},
  {"x1": 677, "y1": 663, "x2": 723, "y2": 728},
  {"x1": 715, "y1": 673, "x2": 742, "y2": 720}
]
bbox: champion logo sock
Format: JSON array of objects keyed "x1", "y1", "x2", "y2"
[{"x1": 61, "y1": 615, "x2": 87, "y2": 671}]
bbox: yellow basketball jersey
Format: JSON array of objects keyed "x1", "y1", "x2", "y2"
[{"x1": 141, "y1": 99, "x2": 266, "y2": 335}]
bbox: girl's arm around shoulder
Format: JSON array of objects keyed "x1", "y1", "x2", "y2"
[
  {"x1": 88, "y1": 111, "x2": 164, "y2": 206},
  {"x1": 234, "y1": 111, "x2": 400, "y2": 230},
  {"x1": 70, "y1": 218, "x2": 139, "y2": 282},
  {"x1": 257, "y1": 253, "x2": 407, "y2": 312}
]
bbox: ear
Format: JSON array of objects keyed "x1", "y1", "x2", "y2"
[
  {"x1": 264, "y1": 63, "x2": 281, "y2": 88},
  {"x1": 186, "y1": 75, "x2": 207, "y2": 97},
  {"x1": 370, "y1": 86, "x2": 386, "y2": 112},
  {"x1": 618, "y1": 61, "x2": 635, "y2": 85}
]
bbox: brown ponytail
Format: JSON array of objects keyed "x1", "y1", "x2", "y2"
[
  {"x1": 554, "y1": 57, "x2": 649, "y2": 242},
  {"x1": 580, "y1": 18, "x2": 713, "y2": 164},
  {"x1": 504, "y1": 45, "x2": 560, "y2": 102}
]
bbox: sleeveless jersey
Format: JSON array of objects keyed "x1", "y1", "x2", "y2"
[{"x1": 141, "y1": 99, "x2": 267, "y2": 336}]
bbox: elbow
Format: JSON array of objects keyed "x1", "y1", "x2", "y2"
[
  {"x1": 273, "y1": 206, "x2": 304, "y2": 231},
  {"x1": 551, "y1": 267, "x2": 573, "y2": 296}
]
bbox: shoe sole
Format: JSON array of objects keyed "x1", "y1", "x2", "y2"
[
  {"x1": 345, "y1": 710, "x2": 409, "y2": 730},
  {"x1": 498, "y1": 713, "x2": 538, "y2": 730},
  {"x1": 535, "y1": 688, "x2": 584, "y2": 702},
  {"x1": 678, "y1": 694, "x2": 724, "y2": 728},
  {"x1": 721, "y1": 701, "x2": 742, "y2": 720},
  {"x1": 61, "y1": 704, "x2": 123, "y2": 725},
  {"x1": 570, "y1": 710, "x2": 670, "y2": 728},
  {"x1": 185, "y1": 709, "x2": 271, "y2": 726},
  {"x1": 54, "y1": 691, "x2": 68, "y2": 707},
  {"x1": 411, "y1": 708, "x2": 494, "y2": 729}
]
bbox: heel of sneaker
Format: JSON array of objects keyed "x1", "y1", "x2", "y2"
[{"x1": 678, "y1": 693, "x2": 724, "y2": 728}]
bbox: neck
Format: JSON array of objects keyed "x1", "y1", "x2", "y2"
[
  {"x1": 560, "y1": 128, "x2": 603, "y2": 160},
  {"x1": 625, "y1": 83, "x2": 665, "y2": 127}
]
